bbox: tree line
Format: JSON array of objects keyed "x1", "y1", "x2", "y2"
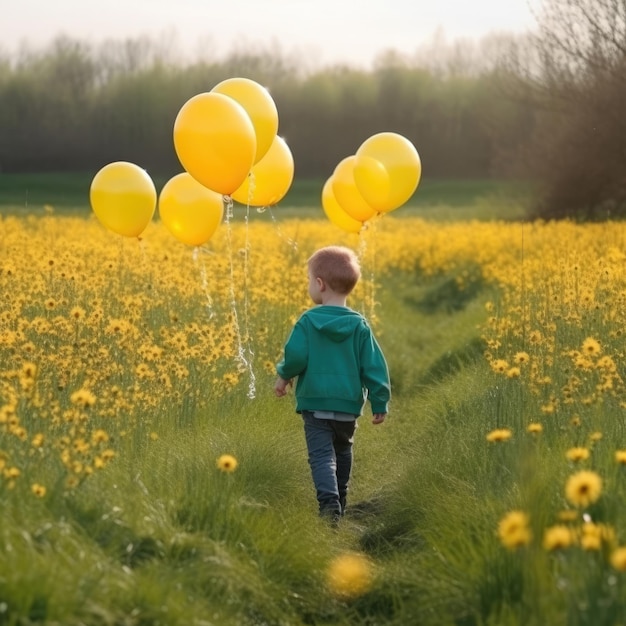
[
  {"x1": 0, "y1": 34, "x2": 533, "y2": 181},
  {"x1": 2, "y1": 0, "x2": 626, "y2": 220}
]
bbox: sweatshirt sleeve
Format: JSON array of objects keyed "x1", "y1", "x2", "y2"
[
  {"x1": 360, "y1": 327, "x2": 391, "y2": 414},
  {"x1": 276, "y1": 319, "x2": 309, "y2": 380}
]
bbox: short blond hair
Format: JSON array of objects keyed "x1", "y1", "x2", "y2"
[{"x1": 308, "y1": 246, "x2": 361, "y2": 294}]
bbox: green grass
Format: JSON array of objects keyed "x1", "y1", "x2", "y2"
[{"x1": 0, "y1": 172, "x2": 533, "y2": 221}]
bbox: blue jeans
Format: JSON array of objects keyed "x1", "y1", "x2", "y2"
[{"x1": 301, "y1": 411, "x2": 356, "y2": 517}]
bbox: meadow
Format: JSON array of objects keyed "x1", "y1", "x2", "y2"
[{"x1": 1, "y1": 179, "x2": 626, "y2": 625}]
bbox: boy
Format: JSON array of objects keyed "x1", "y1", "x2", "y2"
[{"x1": 275, "y1": 245, "x2": 390, "y2": 523}]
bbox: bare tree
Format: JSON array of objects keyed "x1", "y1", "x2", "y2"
[{"x1": 504, "y1": 0, "x2": 626, "y2": 219}]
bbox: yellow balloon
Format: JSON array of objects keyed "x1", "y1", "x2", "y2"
[
  {"x1": 158, "y1": 173, "x2": 224, "y2": 247},
  {"x1": 173, "y1": 92, "x2": 256, "y2": 196},
  {"x1": 322, "y1": 178, "x2": 363, "y2": 234},
  {"x1": 89, "y1": 161, "x2": 156, "y2": 238},
  {"x1": 231, "y1": 136, "x2": 294, "y2": 207},
  {"x1": 354, "y1": 132, "x2": 421, "y2": 212},
  {"x1": 211, "y1": 77, "x2": 279, "y2": 164},
  {"x1": 352, "y1": 156, "x2": 390, "y2": 210},
  {"x1": 332, "y1": 156, "x2": 377, "y2": 222}
]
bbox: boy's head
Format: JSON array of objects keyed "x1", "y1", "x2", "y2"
[{"x1": 307, "y1": 246, "x2": 361, "y2": 295}]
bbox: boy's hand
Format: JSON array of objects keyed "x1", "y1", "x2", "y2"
[
  {"x1": 274, "y1": 377, "x2": 292, "y2": 397},
  {"x1": 372, "y1": 413, "x2": 386, "y2": 425}
]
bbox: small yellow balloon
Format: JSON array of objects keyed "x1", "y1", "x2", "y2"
[
  {"x1": 89, "y1": 161, "x2": 156, "y2": 238},
  {"x1": 331, "y1": 156, "x2": 377, "y2": 222},
  {"x1": 231, "y1": 136, "x2": 294, "y2": 207},
  {"x1": 211, "y1": 77, "x2": 279, "y2": 164},
  {"x1": 355, "y1": 132, "x2": 421, "y2": 212},
  {"x1": 173, "y1": 92, "x2": 256, "y2": 195},
  {"x1": 158, "y1": 173, "x2": 224, "y2": 247},
  {"x1": 322, "y1": 178, "x2": 363, "y2": 234}
]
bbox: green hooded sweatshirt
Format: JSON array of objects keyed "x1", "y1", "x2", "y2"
[{"x1": 276, "y1": 305, "x2": 390, "y2": 416}]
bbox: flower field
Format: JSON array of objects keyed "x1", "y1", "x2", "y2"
[{"x1": 2, "y1": 210, "x2": 626, "y2": 624}]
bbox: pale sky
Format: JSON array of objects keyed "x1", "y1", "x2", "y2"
[{"x1": 3, "y1": 0, "x2": 538, "y2": 68}]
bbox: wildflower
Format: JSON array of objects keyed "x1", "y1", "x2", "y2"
[
  {"x1": 610, "y1": 547, "x2": 626, "y2": 572},
  {"x1": 580, "y1": 525, "x2": 602, "y2": 551},
  {"x1": 490, "y1": 359, "x2": 509, "y2": 374},
  {"x1": 570, "y1": 415, "x2": 582, "y2": 427},
  {"x1": 565, "y1": 470, "x2": 602, "y2": 508},
  {"x1": 150, "y1": 432, "x2": 159, "y2": 441},
  {"x1": 91, "y1": 429, "x2": 109, "y2": 444},
  {"x1": 45, "y1": 298, "x2": 56, "y2": 310},
  {"x1": 543, "y1": 525, "x2": 574, "y2": 551},
  {"x1": 21, "y1": 362, "x2": 37, "y2": 379},
  {"x1": 70, "y1": 306, "x2": 86, "y2": 321},
  {"x1": 506, "y1": 367, "x2": 521, "y2": 378},
  {"x1": 31, "y1": 433, "x2": 44, "y2": 448},
  {"x1": 582, "y1": 337, "x2": 601, "y2": 357},
  {"x1": 497, "y1": 510, "x2": 532, "y2": 549},
  {"x1": 527, "y1": 423, "x2": 543, "y2": 434},
  {"x1": 513, "y1": 352, "x2": 530, "y2": 365},
  {"x1": 486, "y1": 428, "x2": 513, "y2": 443},
  {"x1": 70, "y1": 388, "x2": 96, "y2": 408},
  {"x1": 216, "y1": 454, "x2": 238, "y2": 473},
  {"x1": 589, "y1": 432, "x2": 603, "y2": 442},
  {"x1": 326, "y1": 553, "x2": 373, "y2": 598},
  {"x1": 566, "y1": 447, "x2": 590, "y2": 462},
  {"x1": 529, "y1": 330, "x2": 542, "y2": 345},
  {"x1": 31, "y1": 483, "x2": 46, "y2": 498},
  {"x1": 614, "y1": 450, "x2": 626, "y2": 465}
]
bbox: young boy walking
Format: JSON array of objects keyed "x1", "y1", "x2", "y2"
[{"x1": 275, "y1": 245, "x2": 390, "y2": 523}]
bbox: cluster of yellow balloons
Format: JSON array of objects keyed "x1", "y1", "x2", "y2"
[
  {"x1": 90, "y1": 77, "x2": 295, "y2": 246},
  {"x1": 322, "y1": 132, "x2": 422, "y2": 234}
]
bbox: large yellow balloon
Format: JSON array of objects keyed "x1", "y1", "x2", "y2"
[
  {"x1": 90, "y1": 161, "x2": 156, "y2": 238},
  {"x1": 211, "y1": 77, "x2": 279, "y2": 164},
  {"x1": 354, "y1": 132, "x2": 421, "y2": 212},
  {"x1": 322, "y1": 178, "x2": 363, "y2": 234},
  {"x1": 173, "y1": 92, "x2": 256, "y2": 196},
  {"x1": 158, "y1": 173, "x2": 224, "y2": 247},
  {"x1": 231, "y1": 136, "x2": 294, "y2": 207},
  {"x1": 332, "y1": 156, "x2": 377, "y2": 222}
]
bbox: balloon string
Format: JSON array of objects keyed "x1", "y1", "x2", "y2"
[
  {"x1": 223, "y1": 194, "x2": 256, "y2": 400},
  {"x1": 265, "y1": 206, "x2": 298, "y2": 251},
  {"x1": 357, "y1": 216, "x2": 378, "y2": 322},
  {"x1": 192, "y1": 246, "x2": 215, "y2": 320}
]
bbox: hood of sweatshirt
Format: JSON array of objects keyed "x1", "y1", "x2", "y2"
[{"x1": 305, "y1": 306, "x2": 364, "y2": 342}]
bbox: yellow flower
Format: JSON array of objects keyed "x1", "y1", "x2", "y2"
[
  {"x1": 70, "y1": 306, "x2": 86, "y2": 321},
  {"x1": 566, "y1": 447, "x2": 590, "y2": 462},
  {"x1": 565, "y1": 470, "x2": 602, "y2": 508},
  {"x1": 490, "y1": 359, "x2": 509, "y2": 374},
  {"x1": 610, "y1": 547, "x2": 626, "y2": 572},
  {"x1": 486, "y1": 428, "x2": 513, "y2": 443},
  {"x1": 21, "y1": 362, "x2": 37, "y2": 379},
  {"x1": 91, "y1": 429, "x2": 109, "y2": 444},
  {"x1": 513, "y1": 352, "x2": 530, "y2": 365},
  {"x1": 326, "y1": 553, "x2": 373, "y2": 598},
  {"x1": 216, "y1": 454, "x2": 238, "y2": 473},
  {"x1": 582, "y1": 337, "x2": 601, "y2": 357},
  {"x1": 506, "y1": 367, "x2": 521, "y2": 378},
  {"x1": 31, "y1": 483, "x2": 46, "y2": 498},
  {"x1": 543, "y1": 525, "x2": 574, "y2": 551},
  {"x1": 70, "y1": 388, "x2": 96, "y2": 408},
  {"x1": 497, "y1": 510, "x2": 532, "y2": 549},
  {"x1": 526, "y1": 423, "x2": 543, "y2": 434},
  {"x1": 614, "y1": 450, "x2": 626, "y2": 465},
  {"x1": 589, "y1": 431, "x2": 603, "y2": 442}
]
